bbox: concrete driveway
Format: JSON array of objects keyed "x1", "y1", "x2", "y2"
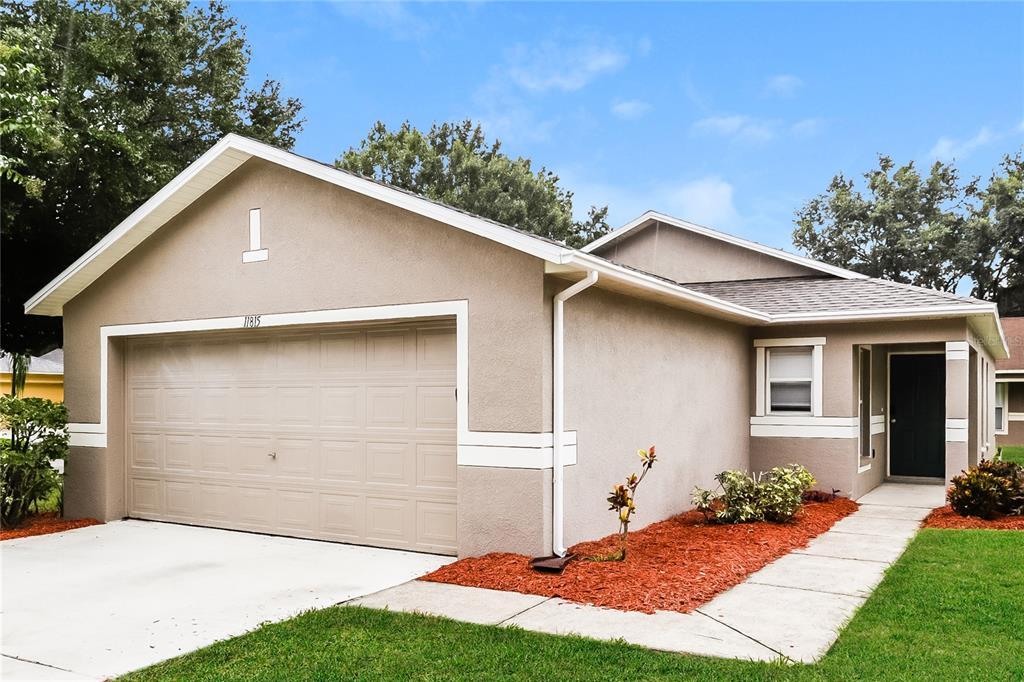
[{"x1": 1, "y1": 520, "x2": 452, "y2": 681}]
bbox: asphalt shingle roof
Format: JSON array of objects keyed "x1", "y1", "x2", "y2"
[{"x1": 682, "y1": 276, "x2": 985, "y2": 316}]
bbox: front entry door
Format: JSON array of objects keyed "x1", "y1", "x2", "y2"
[{"x1": 889, "y1": 354, "x2": 945, "y2": 478}]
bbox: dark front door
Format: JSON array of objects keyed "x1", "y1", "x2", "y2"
[{"x1": 889, "y1": 354, "x2": 945, "y2": 478}]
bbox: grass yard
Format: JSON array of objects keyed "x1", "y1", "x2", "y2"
[
  {"x1": 999, "y1": 445, "x2": 1024, "y2": 465},
  {"x1": 121, "y1": 529, "x2": 1024, "y2": 682}
]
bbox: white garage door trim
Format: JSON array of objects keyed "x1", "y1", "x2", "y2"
[{"x1": 69, "y1": 300, "x2": 576, "y2": 467}]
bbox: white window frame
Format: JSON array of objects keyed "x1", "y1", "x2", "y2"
[
  {"x1": 754, "y1": 337, "x2": 825, "y2": 417},
  {"x1": 996, "y1": 381, "x2": 1009, "y2": 435}
]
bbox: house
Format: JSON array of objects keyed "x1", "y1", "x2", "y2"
[
  {"x1": 24, "y1": 134, "x2": 1006, "y2": 558},
  {"x1": 995, "y1": 317, "x2": 1023, "y2": 446},
  {"x1": 0, "y1": 349, "x2": 64, "y2": 402}
]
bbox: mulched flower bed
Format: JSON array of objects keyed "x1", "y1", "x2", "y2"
[
  {"x1": 923, "y1": 506, "x2": 1024, "y2": 531},
  {"x1": 0, "y1": 513, "x2": 102, "y2": 541},
  {"x1": 422, "y1": 498, "x2": 858, "y2": 614}
]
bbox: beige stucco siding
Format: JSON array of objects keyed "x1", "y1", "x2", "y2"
[
  {"x1": 64, "y1": 158, "x2": 548, "y2": 432},
  {"x1": 61, "y1": 158, "x2": 557, "y2": 556},
  {"x1": 997, "y1": 381, "x2": 1024, "y2": 445},
  {"x1": 594, "y1": 223, "x2": 820, "y2": 284},
  {"x1": 558, "y1": 285, "x2": 750, "y2": 547},
  {"x1": 749, "y1": 319, "x2": 969, "y2": 497}
]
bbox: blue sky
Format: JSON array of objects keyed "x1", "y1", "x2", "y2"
[{"x1": 230, "y1": 1, "x2": 1024, "y2": 250}]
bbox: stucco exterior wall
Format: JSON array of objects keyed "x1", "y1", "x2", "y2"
[
  {"x1": 997, "y1": 381, "x2": 1024, "y2": 445},
  {"x1": 749, "y1": 320, "x2": 968, "y2": 498},
  {"x1": 558, "y1": 284, "x2": 750, "y2": 547},
  {"x1": 60, "y1": 158, "x2": 556, "y2": 556},
  {"x1": 593, "y1": 222, "x2": 820, "y2": 284}
]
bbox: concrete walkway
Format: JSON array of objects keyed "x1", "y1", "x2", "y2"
[{"x1": 349, "y1": 483, "x2": 946, "y2": 664}]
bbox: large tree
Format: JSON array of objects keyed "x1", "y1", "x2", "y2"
[
  {"x1": 793, "y1": 152, "x2": 1024, "y2": 316},
  {"x1": 337, "y1": 120, "x2": 610, "y2": 249},
  {"x1": 1, "y1": 0, "x2": 304, "y2": 355}
]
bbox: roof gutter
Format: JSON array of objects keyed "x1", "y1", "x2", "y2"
[{"x1": 552, "y1": 270, "x2": 598, "y2": 557}]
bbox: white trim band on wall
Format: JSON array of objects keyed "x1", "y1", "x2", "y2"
[
  {"x1": 945, "y1": 341, "x2": 969, "y2": 361},
  {"x1": 870, "y1": 414, "x2": 886, "y2": 435},
  {"x1": 945, "y1": 417, "x2": 968, "y2": 443},
  {"x1": 750, "y1": 416, "x2": 859, "y2": 439}
]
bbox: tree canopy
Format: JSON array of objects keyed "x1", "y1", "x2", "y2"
[
  {"x1": 337, "y1": 120, "x2": 610, "y2": 249},
  {"x1": 1, "y1": 0, "x2": 304, "y2": 355},
  {"x1": 793, "y1": 152, "x2": 1024, "y2": 315}
]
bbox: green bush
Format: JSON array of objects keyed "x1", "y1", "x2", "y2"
[
  {"x1": 948, "y1": 459, "x2": 1024, "y2": 519},
  {"x1": 1, "y1": 395, "x2": 68, "y2": 528},
  {"x1": 692, "y1": 464, "x2": 816, "y2": 524}
]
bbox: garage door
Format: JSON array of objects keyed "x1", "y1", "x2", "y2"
[{"x1": 125, "y1": 320, "x2": 458, "y2": 554}]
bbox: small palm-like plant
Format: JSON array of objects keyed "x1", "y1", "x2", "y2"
[{"x1": 600, "y1": 445, "x2": 657, "y2": 561}]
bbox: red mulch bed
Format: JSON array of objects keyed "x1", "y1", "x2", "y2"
[
  {"x1": 923, "y1": 505, "x2": 1024, "y2": 530},
  {"x1": 0, "y1": 513, "x2": 102, "y2": 541},
  {"x1": 422, "y1": 498, "x2": 858, "y2": 614}
]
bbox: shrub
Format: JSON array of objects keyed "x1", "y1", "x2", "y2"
[
  {"x1": 692, "y1": 464, "x2": 816, "y2": 524},
  {"x1": 948, "y1": 459, "x2": 1024, "y2": 519},
  {"x1": 598, "y1": 445, "x2": 657, "y2": 561},
  {"x1": 0, "y1": 395, "x2": 68, "y2": 528}
]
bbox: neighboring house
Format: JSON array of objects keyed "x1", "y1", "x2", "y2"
[
  {"x1": 995, "y1": 317, "x2": 1024, "y2": 446},
  {"x1": 0, "y1": 349, "x2": 64, "y2": 402},
  {"x1": 24, "y1": 135, "x2": 1006, "y2": 558}
]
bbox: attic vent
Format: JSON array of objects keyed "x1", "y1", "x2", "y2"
[{"x1": 243, "y1": 208, "x2": 269, "y2": 263}]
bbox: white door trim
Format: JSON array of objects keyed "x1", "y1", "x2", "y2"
[{"x1": 69, "y1": 300, "x2": 574, "y2": 468}]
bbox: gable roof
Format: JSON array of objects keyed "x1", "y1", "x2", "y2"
[
  {"x1": 23, "y1": 135, "x2": 1007, "y2": 359},
  {"x1": 582, "y1": 210, "x2": 868, "y2": 281},
  {"x1": 996, "y1": 317, "x2": 1024, "y2": 371}
]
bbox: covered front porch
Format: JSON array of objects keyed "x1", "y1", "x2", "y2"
[{"x1": 749, "y1": 318, "x2": 999, "y2": 500}]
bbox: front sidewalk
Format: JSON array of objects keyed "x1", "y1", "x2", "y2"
[{"x1": 348, "y1": 483, "x2": 946, "y2": 663}]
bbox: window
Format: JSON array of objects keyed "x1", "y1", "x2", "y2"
[
  {"x1": 859, "y1": 347, "x2": 872, "y2": 460},
  {"x1": 754, "y1": 337, "x2": 824, "y2": 417},
  {"x1": 767, "y1": 347, "x2": 813, "y2": 414},
  {"x1": 996, "y1": 382, "x2": 1008, "y2": 435}
]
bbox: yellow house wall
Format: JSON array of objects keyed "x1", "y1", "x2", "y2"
[{"x1": 0, "y1": 373, "x2": 64, "y2": 402}]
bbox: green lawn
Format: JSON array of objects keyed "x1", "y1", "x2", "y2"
[
  {"x1": 121, "y1": 529, "x2": 1024, "y2": 682},
  {"x1": 998, "y1": 445, "x2": 1024, "y2": 465}
]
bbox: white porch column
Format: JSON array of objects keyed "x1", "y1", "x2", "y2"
[{"x1": 945, "y1": 341, "x2": 970, "y2": 483}]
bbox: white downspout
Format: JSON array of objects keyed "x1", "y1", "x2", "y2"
[{"x1": 552, "y1": 270, "x2": 598, "y2": 556}]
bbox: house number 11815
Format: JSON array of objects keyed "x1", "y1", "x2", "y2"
[{"x1": 243, "y1": 315, "x2": 262, "y2": 328}]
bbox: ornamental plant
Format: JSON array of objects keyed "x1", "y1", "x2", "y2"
[
  {"x1": 1, "y1": 395, "x2": 69, "y2": 527},
  {"x1": 600, "y1": 445, "x2": 657, "y2": 561},
  {"x1": 948, "y1": 458, "x2": 1024, "y2": 519},
  {"x1": 692, "y1": 464, "x2": 816, "y2": 524}
]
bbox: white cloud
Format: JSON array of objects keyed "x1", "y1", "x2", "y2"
[
  {"x1": 928, "y1": 126, "x2": 996, "y2": 161},
  {"x1": 610, "y1": 99, "x2": 651, "y2": 120},
  {"x1": 563, "y1": 172, "x2": 740, "y2": 230},
  {"x1": 764, "y1": 74, "x2": 803, "y2": 98},
  {"x1": 692, "y1": 115, "x2": 778, "y2": 143},
  {"x1": 663, "y1": 176, "x2": 740, "y2": 228},
  {"x1": 501, "y1": 39, "x2": 629, "y2": 93},
  {"x1": 332, "y1": 2, "x2": 432, "y2": 40},
  {"x1": 791, "y1": 118, "x2": 824, "y2": 137}
]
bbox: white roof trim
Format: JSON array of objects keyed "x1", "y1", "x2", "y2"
[
  {"x1": 22, "y1": 135, "x2": 1006, "y2": 359},
  {"x1": 25, "y1": 134, "x2": 571, "y2": 316},
  {"x1": 581, "y1": 210, "x2": 868, "y2": 281}
]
